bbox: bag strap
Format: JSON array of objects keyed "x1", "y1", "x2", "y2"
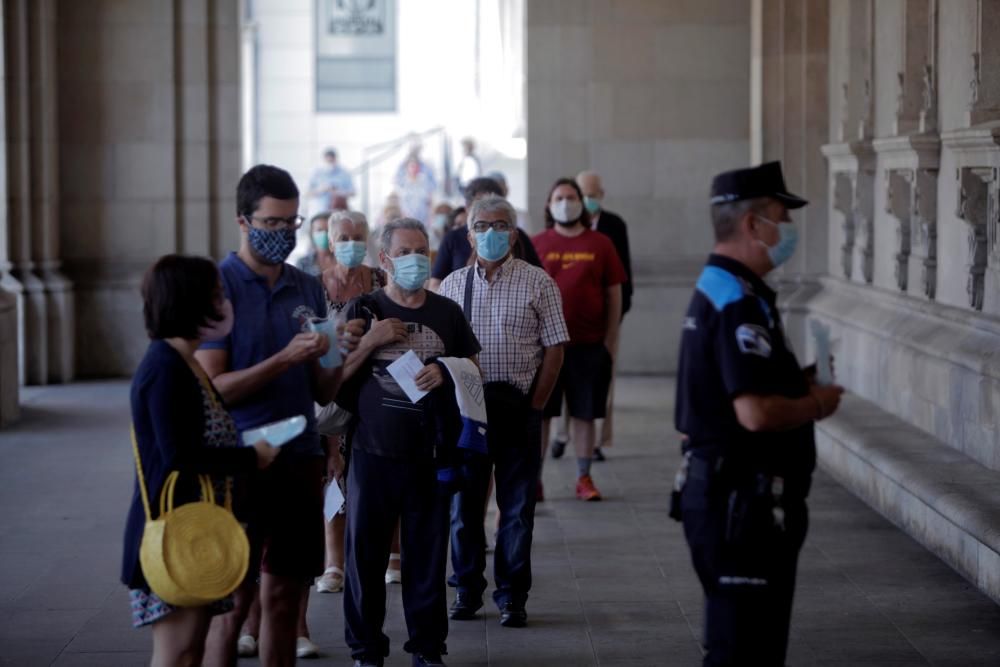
[
  {"x1": 130, "y1": 425, "x2": 153, "y2": 523},
  {"x1": 191, "y1": 368, "x2": 233, "y2": 511},
  {"x1": 160, "y1": 471, "x2": 178, "y2": 517},
  {"x1": 463, "y1": 265, "x2": 476, "y2": 323},
  {"x1": 132, "y1": 428, "x2": 208, "y2": 521}
]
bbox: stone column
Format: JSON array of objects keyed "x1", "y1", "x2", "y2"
[
  {"x1": 525, "y1": 1, "x2": 751, "y2": 374},
  {"x1": 2, "y1": 0, "x2": 74, "y2": 386},
  {"x1": 57, "y1": 0, "x2": 242, "y2": 376},
  {"x1": 871, "y1": 0, "x2": 940, "y2": 299},
  {"x1": 5, "y1": 0, "x2": 47, "y2": 385},
  {"x1": 31, "y1": 0, "x2": 72, "y2": 382},
  {"x1": 823, "y1": 0, "x2": 876, "y2": 285},
  {"x1": 751, "y1": 0, "x2": 830, "y2": 281},
  {"x1": 0, "y1": 0, "x2": 20, "y2": 424},
  {"x1": 967, "y1": 0, "x2": 1000, "y2": 126}
]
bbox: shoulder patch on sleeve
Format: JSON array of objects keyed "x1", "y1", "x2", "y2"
[
  {"x1": 696, "y1": 266, "x2": 746, "y2": 311},
  {"x1": 735, "y1": 324, "x2": 772, "y2": 357}
]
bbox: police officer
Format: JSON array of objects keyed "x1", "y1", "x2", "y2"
[{"x1": 675, "y1": 162, "x2": 845, "y2": 666}]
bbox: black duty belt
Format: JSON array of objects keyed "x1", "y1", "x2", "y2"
[{"x1": 686, "y1": 450, "x2": 810, "y2": 501}]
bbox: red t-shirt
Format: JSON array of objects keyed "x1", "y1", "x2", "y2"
[{"x1": 532, "y1": 227, "x2": 627, "y2": 344}]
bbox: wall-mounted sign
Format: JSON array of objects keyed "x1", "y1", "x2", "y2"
[{"x1": 315, "y1": 0, "x2": 396, "y2": 112}]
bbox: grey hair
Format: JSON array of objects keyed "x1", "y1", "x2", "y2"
[
  {"x1": 467, "y1": 194, "x2": 517, "y2": 230},
  {"x1": 710, "y1": 197, "x2": 770, "y2": 242},
  {"x1": 380, "y1": 217, "x2": 429, "y2": 252},
  {"x1": 330, "y1": 210, "x2": 369, "y2": 237}
]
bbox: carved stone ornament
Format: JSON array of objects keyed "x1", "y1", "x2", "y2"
[
  {"x1": 912, "y1": 169, "x2": 939, "y2": 300},
  {"x1": 854, "y1": 167, "x2": 875, "y2": 284},
  {"x1": 833, "y1": 172, "x2": 855, "y2": 278},
  {"x1": 839, "y1": 83, "x2": 850, "y2": 143},
  {"x1": 920, "y1": 63, "x2": 937, "y2": 133},
  {"x1": 885, "y1": 169, "x2": 913, "y2": 291},
  {"x1": 859, "y1": 79, "x2": 873, "y2": 141},
  {"x1": 955, "y1": 166, "x2": 994, "y2": 311},
  {"x1": 970, "y1": 52, "x2": 981, "y2": 108},
  {"x1": 895, "y1": 72, "x2": 906, "y2": 129}
]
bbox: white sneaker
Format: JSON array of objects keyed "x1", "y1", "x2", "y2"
[
  {"x1": 385, "y1": 552, "x2": 401, "y2": 584},
  {"x1": 236, "y1": 634, "x2": 257, "y2": 657},
  {"x1": 296, "y1": 636, "x2": 320, "y2": 659},
  {"x1": 316, "y1": 566, "x2": 345, "y2": 593}
]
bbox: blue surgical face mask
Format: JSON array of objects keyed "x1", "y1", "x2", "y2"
[
  {"x1": 475, "y1": 229, "x2": 511, "y2": 262},
  {"x1": 334, "y1": 240, "x2": 367, "y2": 268},
  {"x1": 390, "y1": 253, "x2": 430, "y2": 291},
  {"x1": 312, "y1": 231, "x2": 329, "y2": 251},
  {"x1": 756, "y1": 215, "x2": 798, "y2": 268},
  {"x1": 248, "y1": 226, "x2": 297, "y2": 265},
  {"x1": 432, "y1": 213, "x2": 449, "y2": 231},
  {"x1": 583, "y1": 196, "x2": 602, "y2": 214}
]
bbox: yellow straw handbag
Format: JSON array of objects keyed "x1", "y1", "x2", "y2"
[{"x1": 130, "y1": 426, "x2": 250, "y2": 606}]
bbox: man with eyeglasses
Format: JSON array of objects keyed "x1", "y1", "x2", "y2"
[
  {"x1": 428, "y1": 177, "x2": 542, "y2": 291},
  {"x1": 438, "y1": 194, "x2": 569, "y2": 628},
  {"x1": 197, "y1": 164, "x2": 362, "y2": 665}
]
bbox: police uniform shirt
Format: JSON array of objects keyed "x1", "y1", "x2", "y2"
[{"x1": 675, "y1": 254, "x2": 815, "y2": 484}]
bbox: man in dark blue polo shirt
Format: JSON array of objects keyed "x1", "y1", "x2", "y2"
[
  {"x1": 675, "y1": 162, "x2": 844, "y2": 666},
  {"x1": 197, "y1": 164, "x2": 358, "y2": 665}
]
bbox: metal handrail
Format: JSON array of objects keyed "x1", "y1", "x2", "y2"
[
  {"x1": 351, "y1": 126, "x2": 449, "y2": 216},
  {"x1": 354, "y1": 126, "x2": 446, "y2": 164}
]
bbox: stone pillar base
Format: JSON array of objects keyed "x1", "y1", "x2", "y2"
[{"x1": 0, "y1": 286, "x2": 19, "y2": 426}]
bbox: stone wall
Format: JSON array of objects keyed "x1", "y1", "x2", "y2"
[
  {"x1": 755, "y1": 0, "x2": 1000, "y2": 601},
  {"x1": 525, "y1": 0, "x2": 751, "y2": 374},
  {"x1": 799, "y1": 0, "x2": 1000, "y2": 469},
  {"x1": 54, "y1": 0, "x2": 242, "y2": 377}
]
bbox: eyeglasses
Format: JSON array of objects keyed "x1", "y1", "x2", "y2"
[
  {"x1": 243, "y1": 214, "x2": 305, "y2": 230},
  {"x1": 471, "y1": 220, "x2": 512, "y2": 233}
]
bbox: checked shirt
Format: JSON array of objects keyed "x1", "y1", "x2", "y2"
[{"x1": 439, "y1": 256, "x2": 569, "y2": 394}]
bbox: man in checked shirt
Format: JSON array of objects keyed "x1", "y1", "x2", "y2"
[{"x1": 439, "y1": 194, "x2": 569, "y2": 628}]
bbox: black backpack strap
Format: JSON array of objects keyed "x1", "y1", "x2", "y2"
[{"x1": 463, "y1": 265, "x2": 475, "y2": 323}]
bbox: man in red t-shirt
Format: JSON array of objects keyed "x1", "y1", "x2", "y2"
[{"x1": 533, "y1": 178, "x2": 626, "y2": 501}]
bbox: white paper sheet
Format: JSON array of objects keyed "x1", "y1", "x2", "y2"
[
  {"x1": 386, "y1": 349, "x2": 429, "y2": 403},
  {"x1": 241, "y1": 415, "x2": 306, "y2": 447},
  {"x1": 324, "y1": 480, "x2": 345, "y2": 522}
]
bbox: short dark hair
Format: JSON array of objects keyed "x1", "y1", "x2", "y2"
[
  {"x1": 310, "y1": 211, "x2": 332, "y2": 230},
  {"x1": 711, "y1": 197, "x2": 770, "y2": 242},
  {"x1": 142, "y1": 254, "x2": 222, "y2": 340},
  {"x1": 447, "y1": 206, "x2": 466, "y2": 229},
  {"x1": 463, "y1": 177, "x2": 505, "y2": 206},
  {"x1": 543, "y1": 178, "x2": 591, "y2": 229},
  {"x1": 236, "y1": 164, "x2": 299, "y2": 218}
]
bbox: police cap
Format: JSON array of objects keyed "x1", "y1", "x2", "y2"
[{"x1": 709, "y1": 161, "x2": 808, "y2": 209}]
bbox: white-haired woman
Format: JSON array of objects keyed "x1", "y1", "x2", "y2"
[{"x1": 321, "y1": 210, "x2": 386, "y2": 306}]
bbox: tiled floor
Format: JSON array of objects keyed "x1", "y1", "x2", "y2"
[{"x1": 1, "y1": 378, "x2": 999, "y2": 665}]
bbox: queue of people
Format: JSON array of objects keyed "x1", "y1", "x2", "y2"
[{"x1": 124, "y1": 155, "x2": 837, "y2": 667}]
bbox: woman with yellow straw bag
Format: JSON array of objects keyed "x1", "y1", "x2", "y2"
[{"x1": 121, "y1": 255, "x2": 279, "y2": 666}]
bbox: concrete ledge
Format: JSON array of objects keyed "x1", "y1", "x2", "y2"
[
  {"x1": 818, "y1": 392, "x2": 1000, "y2": 603},
  {"x1": 781, "y1": 277, "x2": 1000, "y2": 472}
]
